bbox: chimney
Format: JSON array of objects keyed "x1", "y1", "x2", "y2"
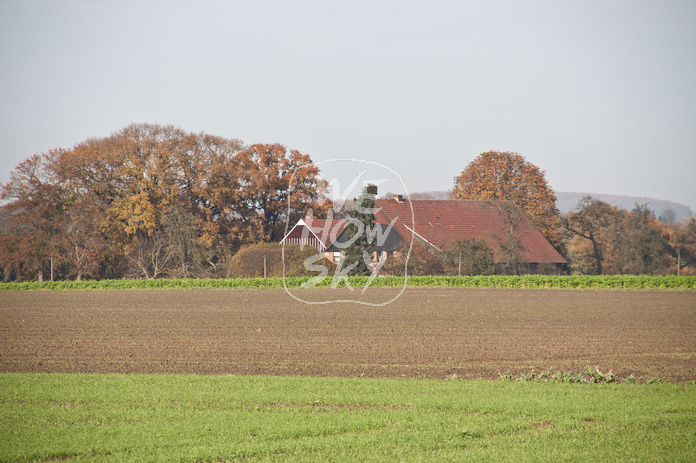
[{"x1": 393, "y1": 194, "x2": 404, "y2": 202}]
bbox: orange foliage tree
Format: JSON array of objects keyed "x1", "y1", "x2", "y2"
[
  {"x1": 0, "y1": 151, "x2": 66, "y2": 281},
  {"x1": 1, "y1": 123, "x2": 330, "y2": 281},
  {"x1": 562, "y1": 196, "x2": 622, "y2": 275},
  {"x1": 563, "y1": 197, "x2": 676, "y2": 275},
  {"x1": 659, "y1": 218, "x2": 696, "y2": 275},
  {"x1": 236, "y1": 143, "x2": 331, "y2": 243},
  {"x1": 450, "y1": 151, "x2": 562, "y2": 249}
]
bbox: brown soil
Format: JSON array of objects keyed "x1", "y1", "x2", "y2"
[{"x1": 1, "y1": 288, "x2": 695, "y2": 381}]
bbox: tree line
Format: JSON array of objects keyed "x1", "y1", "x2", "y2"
[
  {"x1": 0, "y1": 123, "x2": 330, "y2": 281},
  {"x1": 373, "y1": 150, "x2": 696, "y2": 277},
  {"x1": 445, "y1": 150, "x2": 696, "y2": 276},
  {"x1": 2, "y1": 131, "x2": 694, "y2": 281},
  {"x1": 563, "y1": 197, "x2": 696, "y2": 276}
]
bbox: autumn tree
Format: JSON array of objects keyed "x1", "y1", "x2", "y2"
[
  {"x1": 58, "y1": 124, "x2": 220, "y2": 242},
  {"x1": 236, "y1": 143, "x2": 331, "y2": 244},
  {"x1": 659, "y1": 218, "x2": 696, "y2": 275},
  {"x1": 564, "y1": 197, "x2": 675, "y2": 275},
  {"x1": 450, "y1": 151, "x2": 562, "y2": 248},
  {"x1": 1, "y1": 123, "x2": 330, "y2": 281},
  {"x1": 615, "y1": 205, "x2": 673, "y2": 275},
  {"x1": 55, "y1": 200, "x2": 108, "y2": 281},
  {"x1": 487, "y1": 201, "x2": 539, "y2": 274},
  {"x1": 58, "y1": 125, "x2": 252, "y2": 276},
  {"x1": 170, "y1": 131, "x2": 247, "y2": 250},
  {"x1": 124, "y1": 230, "x2": 171, "y2": 279},
  {"x1": 161, "y1": 206, "x2": 208, "y2": 278},
  {"x1": 0, "y1": 151, "x2": 66, "y2": 281},
  {"x1": 563, "y1": 197, "x2": 622, "y2": 275},
  {"x1": 55, "y1": 124, "x2": 211, "y2": 278}
]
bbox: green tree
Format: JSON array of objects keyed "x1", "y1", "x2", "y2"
[{"x1": 341, "y1": 184, "x2": 378, "y2": 276}]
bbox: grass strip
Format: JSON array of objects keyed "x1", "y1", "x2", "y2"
[
  {"x1": 1, "y1": 373, "x2": 695, "y2": 462},
  {"x1": 1, "y1": 274, "x2": 695, "y2": 291}
]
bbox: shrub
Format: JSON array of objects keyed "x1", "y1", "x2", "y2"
[
  {"x1": 444, "y1": 238, "x2": 495, "y2": 276},
  {"x1": 586, "y1": 367, "x2": 617, "y2": 384},
  {"x1": 227, "y1": 243, "x2": 337, "y2": 279},
  {"x1": 499, "y1": 369, "x2": 646, "y2": 384},
  {"x1": 381, "y1": 241, "x2": 445, "y2": 276}
]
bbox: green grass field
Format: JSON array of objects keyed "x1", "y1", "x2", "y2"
[{"x1": 2, "y1": 373, "x2": 695, "y2": 462}]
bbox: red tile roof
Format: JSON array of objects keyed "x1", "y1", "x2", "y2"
[{"x1": 374, "y1": 199, "x2": 566, "y2": 264}]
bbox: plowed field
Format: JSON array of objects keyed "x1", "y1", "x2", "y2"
[{"x1": 1, "y1": 288, "x2": 695, "y2": 381}]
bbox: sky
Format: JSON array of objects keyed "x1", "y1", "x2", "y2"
[{"x1": 1, "y1": 0, "x2": 695, "y2": 210}]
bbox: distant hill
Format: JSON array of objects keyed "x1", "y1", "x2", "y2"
[
  {"x1": 555, "y1": 192, "x2": 693, "y2": 222},
  {"x1": 408, "y1": 191, "x2": 693, "y2": 222}
]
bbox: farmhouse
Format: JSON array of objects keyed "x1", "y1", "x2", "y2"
[{"x1": 281, "y1": 196, "x2": 566, "y2": 274}]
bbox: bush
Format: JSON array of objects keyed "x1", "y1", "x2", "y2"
[
  {"x1": 444, "y1": 238, "x2": 495, "y2": 276},
  {"x1": 381, "y1": 241, "x2": 445, "y2": 276},
  {"x1": 227, "y1": 243, "x2": 337, "y2": 279}
]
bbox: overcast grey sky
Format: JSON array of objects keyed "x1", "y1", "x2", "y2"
[{"x1": 1, "y1": 0, "x2": 695, "y2": 209}]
